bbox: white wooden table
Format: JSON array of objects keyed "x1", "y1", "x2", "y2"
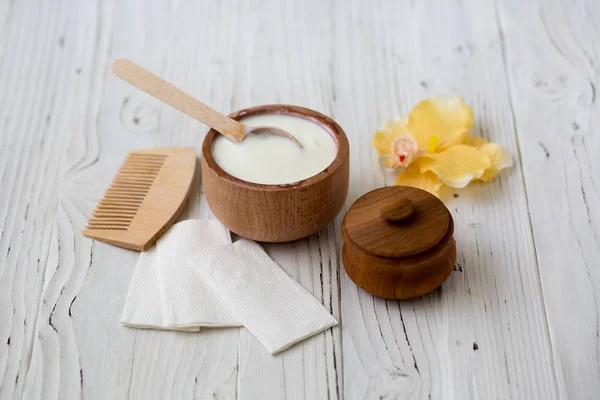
[{"x1": 1, "y1": 0, "x2": 599, "y2": 398}]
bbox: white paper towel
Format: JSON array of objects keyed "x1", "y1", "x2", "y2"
[
  {"x1": 188, "y1": 239, "x2": 338, "y2": 354},
  {"x1": 121, "y1": 246, "x2": 189, "y2": 330},
  {"x1": 155, "y1": 220, "x2": 240, "y2": 329},
  {"x1": 121, "y1": 220, "x2": 241, "y2": 330}
]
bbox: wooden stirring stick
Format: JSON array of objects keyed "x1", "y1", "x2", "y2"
[{"x1": 112, "y1": 58, "x2": 302, "y2": 147}]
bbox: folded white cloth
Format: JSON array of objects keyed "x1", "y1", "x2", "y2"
[
  {"x1": 121, "y1": 220, "x2": 241, "y2": 330},
  {"x1": 188, "y1": 239, "x2": 338, "y2": 354},
  {"x1": 155, "y1": 220, "x2": 240, "y2": 329},
  {"x1": 121, "y1": 246, "x2": 188, "y2": 330},
  {"x1": 121, "y1": 220, "x2": 337, "y2": 354}
]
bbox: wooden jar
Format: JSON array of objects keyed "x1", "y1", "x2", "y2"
[
  {"x1": 342, "y1": 186, "x2": 456, "y2": 299},
  {"x1": 201, "y1": 104, "x2": 350, "y2": 242}
]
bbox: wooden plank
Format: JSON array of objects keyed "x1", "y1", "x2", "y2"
[
  {"x1": 331, "y1": 0, "x2": 558, "y2": 398},
  {"x1": 1, "y1": 0, "x2": 342, "y2": 398},
  {"x1": 4, "y1": 0, "x2": 599, "y2": 398},
  {"x1": 0, "y1": 0, "x2": 103, "y2": 398},
  {"x1": 498, "y1": 0, "x2": 600, "y2": 398},
  {"x1": 212, "y1": 0, "x2": 342, "y2": 397}
]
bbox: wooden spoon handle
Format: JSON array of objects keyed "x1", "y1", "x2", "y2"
[{"x1": 112, "y1": 58, "x2": 246, "y2": 142}]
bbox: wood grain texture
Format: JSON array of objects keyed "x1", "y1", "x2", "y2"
[
  {"x1": 498, "y1": 0, "x2": 600, "y2": 398},
  {"x1": 0, "y1": 0, "x2": 598, "y2": 399},
  {"x1": 112, "y1": 58, "x2": 249, "y2": 144},
  {"x1": 83, "y1": 147, "x2": 196, "y2": 251},
  {"x1": 201, "y1": 104, "x2": 350, "y2": 243},
  {"x1": 342, "y1": 187, "x2": 456, "y2": 299},
  {"x1": 343, "y1": 187, "x2": 451, "y2": 258},
  {"x1": 342, "y1": 221, "x2": 456, "y2": 300},
  {"x1": 331, "y1": 0, "x2": 557, "y2": 398},
  {"x1": 1, "y1": 1, "x2": 342, "y2": 399}
]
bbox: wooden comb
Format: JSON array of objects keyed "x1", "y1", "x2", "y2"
[{"x1": 82, "y1": 147, "x2": 196, "y2": 251}]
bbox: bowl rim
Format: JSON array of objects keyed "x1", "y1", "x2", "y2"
[{"x1": 201, "y1": 104, "x2": 350, "y2": 191}]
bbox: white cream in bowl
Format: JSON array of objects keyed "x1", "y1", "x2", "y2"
[{"x1": 211, "y1": 113, "x2": 338, "y2": 185}]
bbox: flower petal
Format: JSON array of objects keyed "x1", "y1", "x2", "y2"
[
  {"x1": 420, "y1": 145, "x2": 491, "y2": 188},
  {"x1": 464, "y1": 135, "x2": 488, "y2": 148},
  {"x1": 407, "y1": 96, "x2": 474, "y2": 151},
  {"x1": 464, "y1": 136, "x2": 513, "y2": 180},
  {"x1": 373, "y1": 118, "x2": 408, "y2": 167},
  {"x1": 395, "y1": 161, "x2": 445, "y2": 197},
  {"x1": 477, "y1": 143, "x2": 513, "y2": 181}
]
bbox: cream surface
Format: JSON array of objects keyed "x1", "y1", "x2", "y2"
[{"x1": 211, "y1": 114, "x2": 337, "y2": 184}]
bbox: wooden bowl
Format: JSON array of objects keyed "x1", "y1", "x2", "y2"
[
  {"x1": 342, "y1": 186, "x2": 456, "y2": 299},
  {"x1": 201, "y1": 104, "x2": 350, "y2": 242}
]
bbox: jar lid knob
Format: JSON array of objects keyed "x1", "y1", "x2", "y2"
[{"x1": 379, "y1": 198, "x2": 414, "y2": 223}]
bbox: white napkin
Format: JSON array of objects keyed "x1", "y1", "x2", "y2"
[
  {"x1": 121, "y1": 220, "x2": 241, "y2": 330},
  {"x1": 121, "y1": 220, "x2": 337, "y2": 354},
  {"x1": 155, "y1": 220, "x2": 240, "y2": 329},
  {"x1": 188, "y1": 239, "x2": 338, "y2": 354},
  {"x1": 121, "y1": 246, "x2": 189, "y2": 330}
]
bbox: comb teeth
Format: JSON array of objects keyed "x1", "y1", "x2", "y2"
[
  {"x1": 82, "y1": 147, "x2": 196, "y2": 251},
  {"x1": 85, "y1": 152, "x2": 167, "y2": 231}
]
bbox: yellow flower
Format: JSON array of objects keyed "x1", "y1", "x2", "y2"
[{"x1": 373, "y1": 96, "x2": 513, "y2": 197}]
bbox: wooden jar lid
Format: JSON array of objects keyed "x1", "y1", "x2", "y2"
[{"x1": 342, "y1": 186, "x2": 450, "y2": 258}]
